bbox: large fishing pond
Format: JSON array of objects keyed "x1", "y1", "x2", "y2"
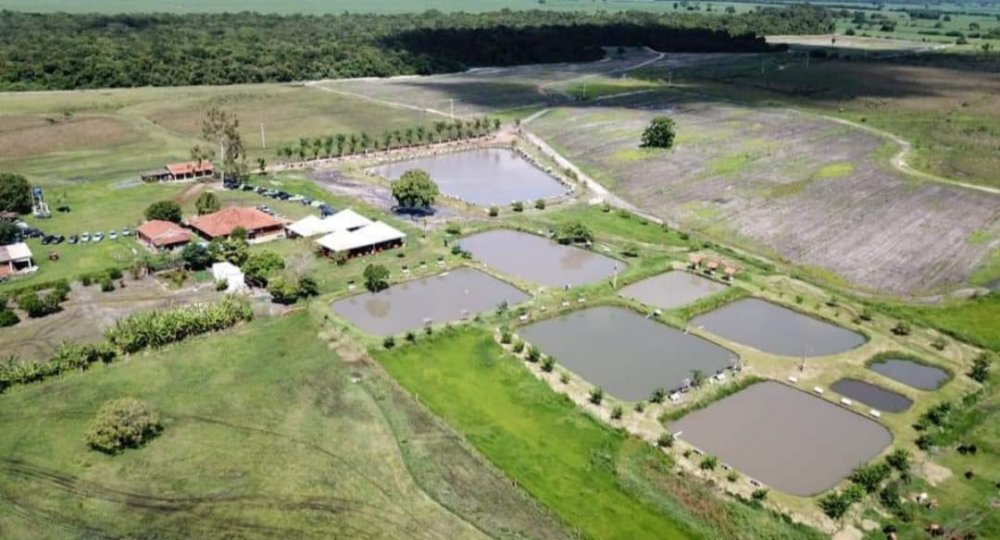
[
  {"x1": 869, "y1": 358, "x2": 950, "y2": 391},
  {"x1": 518, "y1": 306, "x2": 736, "y2": 401},
  {"x1": 460, "y1": 229, "x2": 622, "y2": 288},
  {"x1": 372, "y1": 148, "x2": 568, "y2": 206},
  {"x1": 830, "y1": 378, "x2": 913, "y2": 413},
  {"x1": 671, "y1": 381, "x2": 892, "y2": 496},
  {"x1": 619, "y1": 271, "x2": 726, "y2": 310},
  {"x1": 690, "y1": 298, "x2": 866, "y2": 357},
  {"x1": 331, "y1": 267, "x2": 529, "y2": 336}
]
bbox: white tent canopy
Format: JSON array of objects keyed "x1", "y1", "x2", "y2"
[
  {"x1": 286, "y1": 209, "x2": 374, "y2": 238},
  {"x1": 315, "y1": 221, "x2": 406, "y2": 254}
]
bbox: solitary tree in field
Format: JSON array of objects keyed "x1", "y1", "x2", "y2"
[
  {"x1": 640, "y1": 116, "x2": 677, "y2": 149},
  {"x1": 363, "y1": 264, "x2": 390, "y2": 293},
  {"x1": 0, "y1": 173, "x2": 32, "y2": 214},
  {"x1": 145, "y1": 201, "x2": 183, "y2": 223},
  {"x1": 195, "y1": 192, "x2": 220, "y2": 215},
  {"x1": 392, "y1": 169, "x2": 439, "y2": 209},
  {"x1": 202, "y1": 108, "x2": 247, "y2": 179}
]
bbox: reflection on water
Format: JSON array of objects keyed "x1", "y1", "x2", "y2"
[
  {"x1": 459, "y1": 229, "x2": 621, "y2": 287},
  {"x1": 372, "y1": 148, "x2": 568, "y2": 206}
]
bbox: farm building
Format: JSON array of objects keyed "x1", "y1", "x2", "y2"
[
  {"x1": 211, "y1": 262, "x2": 247, "y2": 293},
  {"x1": 0, "y1": 242, "x2": 37, "y2": 280},
  {"x1": 286, "y1": 209, "x2": 372, "y2": 238},
  {"x1": 315, "y1": 221, "x2": 406, "y2": 257},
  {"x1": 141, "y1": 160, "x2": 214, "y2": 182},
  {"x1": 136, "y1": 220, "x2": 193, "y2": 252},
  {"x1": 187, "y1": 206, "x2": 287, "y2": 243}
]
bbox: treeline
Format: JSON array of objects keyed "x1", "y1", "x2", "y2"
[
  {"x1": 0, "y1": 7, "x2": 835, "y2": 90},
  {"x1": 277, "y1": 118, "x2": 501, "y2": 161}
]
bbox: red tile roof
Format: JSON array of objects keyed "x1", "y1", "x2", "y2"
[
  {"x1": 187, "y1": 207, "x2": 285, "y2": 238},
  {"x1": 137, "y1": 220, "x2": 193, "y2": 247},
  {"x1": 166, "y1": 161, "x2": 214, "y2": 177}
]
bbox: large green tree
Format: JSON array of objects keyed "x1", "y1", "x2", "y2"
[
  {"x1": 391, "y1": 169, "x2": 439, "y2": 209},
  {"x1": 0, "y1": 222, "x2": 19, "y2": 245},
  {"x1": 201, "y1": 108, "x2": 246, "y2": 180},
  {"x1": 640, "y1": 117, "x2": 676, "y2": 149},
  {"x1": 0, "y1": 173, "x2": 32, "y2": 214},
  {"x1": 144, "y1": 201, "x2": 183, "y2": 223},
  {"x1": 363, "y1": 264, "x2": 390, "y2": 293},
  {"x1": 195, "y1": 192, "x2": 221, "y2": 215}
]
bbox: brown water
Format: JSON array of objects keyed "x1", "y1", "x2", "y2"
[
  {"x1": 331, "y1": 267, "x2": 529, "y2": 336},
  {"x1": 691, "y1": 298, "x2": 866, "y2": 357},
  {"x1": 372, "y1": 148, "x2": 568, "y2": 206},
  {"x1": 671, "y1": 381, "x2": 892, "y2": 496},
  {"x1": 459, "y1": 229, "x2": 622, "y2": 288},
  {"x1": 869, "y1": 358, "x2": 950, "y2": 391},
  {"x1": 518, "y1": 306, "x2": 736, "y2": 401},
  {"x1": 830, "y1": 378, "x2": 913, "y2": 413},
  {"x1": 619, "y1": 271, "x2": 727, "y2": 310}
]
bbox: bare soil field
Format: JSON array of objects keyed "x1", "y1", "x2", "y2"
[
  {"x1": 0, "y1": 279, "x2": 222, "y2": 360},
  {"x1": 0, "y1": 115, "x2": 142, "y2": 159},
  {"x1": 529, "y1": 91, "x2": 1000, "y2": 295}
]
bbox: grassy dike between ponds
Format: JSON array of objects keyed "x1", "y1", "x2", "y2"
[{"x1": 377, "y1": 327, "x2": 826, "y2": 540}]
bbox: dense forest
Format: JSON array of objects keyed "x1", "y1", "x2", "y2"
[{"x1": 0, "y1": 7, "x2": 834, "y2": 90}]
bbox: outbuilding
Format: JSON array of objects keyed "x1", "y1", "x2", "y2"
[
  {"x1": 0, "y1": 242, "x2": 37, "y2": 280},
  {"x1": 141, "y1": 161, "x2": 214, "y2": 182},
  {"x1": 315, "y1": 221, "x2": 406, "y2": 257},
  {"x1": 137, "y1": 220, "x2": 193, "y2": 252},
  {"x1": 187, "y1": 207, "x2": 287, "y2": 243},
  {"x1": 286, "y1": 209, "x2": 373, "y2": 238}
]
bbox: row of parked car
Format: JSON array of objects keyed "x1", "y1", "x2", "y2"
[
  {"x1": 13, "y1": 221, "x2": 133, "y2": 246},
  {"x1": 224, "y1": 179, "x2": 336, "y2": 217}
]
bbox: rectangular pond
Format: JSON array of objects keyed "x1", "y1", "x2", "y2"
[
  {"x1": 830, "y1": 378, "x2": 912, "y2": 413},
  {"x1": 518, "y1": 306, "x2": 736, "y2": 401},
  {"x1": 459, "y1": 229, "x2": 622, "y2": 288},
  {"x1": 331, "y1": 267, "x2": 529, "y2": 336},
  {"x1": 869, "y1": 358, "x2": 950, "y2": 391},
  {"x1": 690, "y1": 298, "x2": 866, "y2": 357},
  {"x1": 619, "y1": 271, "x2": 727, "y2": 310},
  {"x1": 671, "y1": 381, "x2": 892, "y2": 496},
  {"x1": 371, "y1": 148, "x2": 569, "y2": 206}
]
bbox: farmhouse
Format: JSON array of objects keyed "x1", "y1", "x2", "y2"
[
  {"x1": 286, "y1": 209, "x2": 372, "y2": 238},
  {"x1": 141, "y1": 160, "x2": 214, "y2": 182},
  {"x1": 187, "y1": 206, "x2": 287, "y2": 243},
  {"x1": 315, "y1": 221, "x2": 406, "y2": 257},
  {"x1": 0, "y1": 242, "x2": 37, "y2": 280},
  {"x1": 136, "y1": 220, "x2": 193, "y2": 252}
]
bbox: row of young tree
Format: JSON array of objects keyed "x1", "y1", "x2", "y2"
[
  {"x1": 275, "y1": 118, "x2": 502, "y2": 162},
  {"x1": 0, "y1": 8, "x2": 835, "y2": 90}
]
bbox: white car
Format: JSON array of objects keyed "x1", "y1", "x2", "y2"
[
  {"x1": 109, "y1": 231, "x2": 118, "y2": 240},
  {"x1": 92, "y1": 232, "x2": 104, "y2": 242},
  {"x1": 121, "y1": 227, "x2": 132, "y2": 237},
  {"x1": 80, "y1": 232, "x2": 90, "y2": 242}
]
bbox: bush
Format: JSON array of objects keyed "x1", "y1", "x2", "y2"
[
  {"x1": 634, "y1": 401, "x2": 645, "y2": 412},
  {"x1": 383, "y1": 336, "x2": 396, "y2": 349},
  {"x1": 445, "y1": 222, "x2": 461, "y2": 235},
  {"x1": 86, "y1": 398, "x2": 162, "y2": 454},
  {"x1": 726, "y1": 471, "x2": 739, "y2": 482},
  {"x1": 0, "y1": 308, "x2": 18, "y2": 328},
  {"x1": 931, "y1": 337, "x2": 946, "y2": 350},
  {"x1": 144, "y1": 200, "x2": 182, "y2": 223},
  {"x1": 100, "y1": 277, "x2": 115, "y2": 292},
  {"x1": 488, "y1": 205, "x2": 499, "y2": 217},
  {"x1": 500, "y1": 331, "x2": 512, "y2": 344},
  {"x1": 512, "y1": 201, "x2": 524, "y2": 212},
  {"x1": 423, "y1": 325, "x2": 433, "y2": 336},
  {"x1": 640, "y1": 116, "x2": 676, "y2": 149},
  {"x1": 886, "y1": 449, "x2": 911, "y2": 476},
  {"x1": 555, "y1": 221, "x2": 593, "y2": 245},
  {"x1": 106, "y1": 296, "x2": 253, "y2": 353},
  {"x1": 534, "y1": 199, "x2": 546, "y2": 210},
  {"x1": 968, "y1": 352, "x2": 993, "y2": 383},
  {"x1": 589, "y1": 387, "x2": 604, "y2": 405},
  {"x1": 610, "y1": 405, "x2": 623, "y2": 420},
  {"x1": 891, "y1": 321, "x2": 911, "y2": 336},
  {"x1": 81, "y1": 275, "x2": 93, "y2": 286},
  {"x1": 559, "y1": 372, "x2": 570, "y2": 384},
  {"x1": 621, "y1": 243, "x2": 639, "y2": 257},
  {"x1": 363, "y1": 264, "x2": 390, "y2": 292},
  {"x1": 657, "y1": 432, "x2": 674, "y2": 448},
  {"x1": 17, "y1": 290, "x2": 62, "y2": 318},
  {"x1": 650, "y1": 387, "x2": 667, "y2": 403},
  {"x1": 699, "y1": 455, "x2": 718, "y2": 470},
  {"x1": 860, "y1": 307, "x2": 873, "y2": 321},
  {"x1": 405, "y1": 330, "x2": 416, "y2": 342},
  {"x1": 601, "y1": 202, "x2": 611, "y2": 213},
  {"x1": 512, "y1": 340, "x2": 525, "y2": 353},
  {"x1": 751, "y1": 488, "x2": 769, "y2": 501},
  {"x1": 214, "y1": 279, "x2": 229, "y2": 291},
  {"x1": 818, "y1": 491, "x2": 853, "y2": 520},
  {"x1": 849, "y1": 462, "x2": 892, "y2": 493},
  {"x1": 526, "y1": 346, "x2": 540, "y2": 363},
  {"x1": 541, "y1": 356, "x2": 555, "y2": 372},
  {"x1": 267, "y1": 277, "x2": 300, "y2": 304}
]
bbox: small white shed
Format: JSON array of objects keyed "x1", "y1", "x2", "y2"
[{"x1": 212, "y1": 262, "x2": 246, "y2": 293}]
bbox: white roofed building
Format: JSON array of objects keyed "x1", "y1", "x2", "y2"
[
  {"x1": 286, "y1": 209, "x2": 374, "y2": 238},
  {"x1": 315, "y1": 220, "x2": 406, "y2": 257},
  {"x1": 211, "y1": 262, "x2": 247, "y2": 293},
  {"x1": 0, "y1": 242, "x2": 37, "y2": 280}
]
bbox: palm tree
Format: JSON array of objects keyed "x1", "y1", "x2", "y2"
[
  {"x1": 404, "y1": 128, "x2": 415, "y2": 146},
  {"x1": 416, "y1": 126, "x2": 426, "y2": 144},
  {"x1": 322, "y1": 135, "x2": 334, "y2": 158},
  {"x1": 257, "y1": 157, "x2": 266, "y2": 174},
  {"x1": 382, "y1": 131, "x2": 393, "y2": 150},
  {"x1": 434, "y1": 121, "x2": 446, "y2": 142},
  {"x1": 691, "y1": 369, "x2": 706, "y2": 388},
  {"x1": 360, "y1": 132, "x2": 371, "y2": 154},
  {"x1": 311, "y1": 138, "x2": 322, "y2": 159},
  {"x1": 492, "y1": 118, "x2": 501, "y2": 131},
  {"x1": 392, "y1": 129, "x2": 402, "y2": 147},
  {"x1": 335, "y1": 134, "x2": 346, "y2": 156},
  {"x1": 297, "y1": 143, "x2": 307, "y2": 161},
  {"x1": 348, "y1": 134, "x2": 359, "y2": 155}
]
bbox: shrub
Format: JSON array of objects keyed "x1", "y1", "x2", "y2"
[
  {"x1": 144, "y1": 200, "x2": 182, "y2": 223},
  {"x1": 891, "y1": 321, "x2": 911, "y2": 336},
  {"x1": 500, "y1": 331, "x2": 512, "y2": 344},
  {"x1": 610, "y1": 405, "x2": 623, "y2": 420},
  {"x1": 526, "y1": 346, "x2": 540, "y2": 363},
  {"x1": 540, "y1": 356, "x2": 555, "y2": 372},
  {"x1": 107, "y1": 267, "x2": 124, "y2": 280},
  {"x1": 81, "y1": 275, "x2": 93, "y2": 286},
  {"x1": 849, "y1": 462, "x2": 892, "y2": 493},
  {"x1": 423, "y1": 325, "x2": 433, "y2": 336},
  {"x1": 931, "y1": 337, "x2": 946, "y2": 350},
  {"x1": 512, "y1": 340, "x2": 525, "y2": 353},
  {"x1": 534, "y1": 199, "x2": 546, "y2": 210},
  {"x1": 699, "y1": 455, "x2": 718, "y2": 470},
  {"x1": 243, "y1": 251, "x2": 285, "y2": 287},
  {"x1": 86, "y1": 398, "x2": 162, "y2": 454},
  {"x1": 640, "y1": 116, "x2": 676, "y2": 149},
  {"x1": 555, "y1": 221, "x2": 593, "y2": 245},
  {"x1": 100, "y1": 277, "x2": 115, "y2": 292},
  {"x1": 634, "y1": 401, "x2": 645, "y2": 412},
  {"x1": 650, "y1": 387, "x2": 667, "y2": 403},
  {"x1": 512, "y1": 201, "x2": 524, "y2": 212},
  {"x1": 383, "y1": 336, "x2": 396, "y2": 349},
  {"x1": 621, "y1": 243, "x2": 639, "y2": 257},
  {"x1": 488, "y1": 206, "x2": 499, "y2": 217},
  {"x1": 860, "y1": 307, "x2": 873, "y2": 321},
  {"x1": 405, "y1": 330, "x2": 416, "y2": 343},
  {"x1": 106, "y1": 296, "x2": 253, "y2": 353},
  {"x1": 601, "y1": 202, "x2": 611, "y2": 213},
  {"x1": 444, "y1": 222, "x2": 461, "y2": 235},
  {"x1": 751, "y1": 488, "x2": 769, "y2": 501},
  {"x1": 657, "y1": 432, "x2": 674, "y2": 448},
  {"x1": 17, "y1": 290, "x2": 62, "y2": 318},
  {"x1": 0, "y1": 308, "x2": 18, "y2": 327},
  {"x1": 726, "y1": 471, "x2": 739, "y2": 482},
  {"x1": 214, "y1": 279, "x2": 229, "y2": 291},
  {"x1": 886, "y1": 449, "x2": 912, "y2": 476},
  {"x1": 968, "y1": 352, "x2": 993, "y2": 383},
  {"x1": 818, "y1": 491, "x2": 853, "y2": 520},
  {"x1": 267, "y1": 277, "x2": 300, "y2": 305},
  {"x1": 589, "y1": 387, "x2": 604, "y2": 405}
]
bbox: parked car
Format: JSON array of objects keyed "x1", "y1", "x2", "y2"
[
  {"x1": 68, "y1": 235, "x2": 79, "y2": 245},
  {"x1": 300, "y1": 197, "x2": 313, "y2": 206},
  {"x1": 53, "y1": 235, "x2": 65, "y2": 244},
  {"x1": 109, "y1": 231, "x2": 118, "y2": 240},
  {"x1": 14, "y1": 220, "x2": 28, "y2": 230},
  {"x1": 121, "y1": 227, "x2": 132, "y2": 236},
  {"x1": 92, "y1": 232, "x2": 104, "y2": 242},
  {"x1": 310, "y1": 200, "x2": 324, "y2": 208},
  {"x1": 57, "y1": 205, "x2": 71, "y2": 213},
  {"x1": 40, "y1": 235, "x2": 53, "y2": 245},
  {"x1": 80, "y1": 232, "x2": 90, "y2": 243},
  {"x1": 255, "y1": 186, "x2": 267, "y2": 194}
]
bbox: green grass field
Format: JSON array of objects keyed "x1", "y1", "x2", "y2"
[
  {"x1": 378, "y1": 328, "x2": 826, "y2": 540},
  {"x1": 0, "y1": 312, "x2": 570, "y2": 538},
  {"x1": 877, "y1": 292, "x2": 1000, "y2": 352}
]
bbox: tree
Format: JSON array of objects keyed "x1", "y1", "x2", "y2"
[
  {"x1": 849, "y1": 462, "x2": 891, "y2": 493},
  {"x1": 202, "y1": 108, "x2": 246, "y2": 179},
  {"x1": 818, "y1": 491, "x2": 852, "y2": 521},
  {"x1": 180, "y1": 243, "x2": 213, "y2": 270},
  {"x1": 297, "y1": 275, "x2": 319, "y2": 297},
  {"x1": 195, "y1": 192, "x2": 220, "y2": 215},
  {"x1": 690, "y1": 369, "x2": 706, "y2": 388},
  {"x1": 209, "y1": 237, "x2": 249, "y2": 266},
  {"x1": 267, "y1": 277, "x2": 300, "y2": 304},
  {"x1": 0, "y1": 173, "x2": 32, "y2": 214},
  {"x1": 242, "y1": 251, "x2": 285, "y2": 286},
  {"x1": 257, "y1": 157, "x2": 267, "y2": 174},
  {"x1": 640, "y1": 117, "x2": 677, "y2": 149},
  {"x1": 144, "y1": 201, "x2": 182, "y2": 223},
  {"x1": 0, "y1": 222, "x2": 19, "y2": 245},
  {"x1": 555, "y1": 221, "x2": 593, "y2": 244},
  {"x1": 886, "y1": 448, "x2": 911, "y2": 477},
  {"x1": 392, "y1": 169, "x2": 439, "y2": 209},
  {"x1": 363, "y1": 264, "x2": 390, "y2": 292},
  {"x1": 968, "y1": 352, "x2": 993, "y2": 383},
  {"x1": 86, "y1": 398, "x2": 162, "y2": 454},
  {"x1": 657, "y1": 432, "x2": 674, "y2": 448}
]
